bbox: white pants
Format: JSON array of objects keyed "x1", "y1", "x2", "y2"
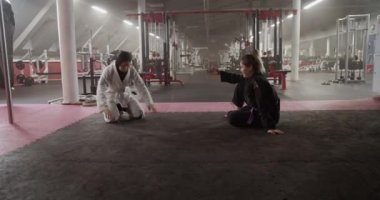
[{"x1": 103, "y1": 94, "x2": 144, "y2": 123}]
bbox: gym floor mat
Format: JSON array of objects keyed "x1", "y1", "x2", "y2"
[{"x1": 0, "y1": 111, "x2": 380, "y2": 200}]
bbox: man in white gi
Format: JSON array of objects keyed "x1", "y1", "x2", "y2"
[{"x1": 97, "y1": 51, "x2": 157, "y2": 123}]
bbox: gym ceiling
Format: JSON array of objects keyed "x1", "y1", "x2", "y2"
[{"x1": 12, "y1": 0, "x2": 380, "y2": 58}]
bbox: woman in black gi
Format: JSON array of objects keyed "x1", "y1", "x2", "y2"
[{"x1": 220, "y1": 54, "x2": 284, "y2": 135}]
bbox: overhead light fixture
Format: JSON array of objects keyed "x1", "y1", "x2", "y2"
[
  {"x1": 287, "y1": 14, "x2": 294, "y2": 19},
  {"x1": 91, "y1": 5, "x2": 108, "y2": 14},
  {"x1": 259, "y1": 31, "x2": 262, "y2": 34},
  {"x1": 136, "y1": 26, "x2": 140, "y2": 30},
  {"x1": 123, "y1": 20, "x2": 133, "y2": 26},
  {"x1": 149, "y1": 33, "x2": 155, "y2": 37},
  {"x1": 304, "y1": 0, "x2": 324, "y2": 10},
  {"x1": 147, "y1": 3, "x2": 164, "y2": 8},
  {"x1": 155, "y1": 36, "x2": 160, "y2": 39},
  {"x1": 271, "y1": 24, "x2": 275, "y2": 28}
]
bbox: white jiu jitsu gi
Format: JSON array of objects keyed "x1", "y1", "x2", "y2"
[{"x1": 96, "y1": 61, "x2": 154, "y2": 123}]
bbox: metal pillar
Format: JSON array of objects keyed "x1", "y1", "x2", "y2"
[
  {"x1": 374, "y1": 15, "x2": 380, "y2": 93},
  {"x1": 263, "y1": 21, "x2": 268, "y2": 52},
  {"x1": 309, "y1": 40, "x2": 315, "y2": 57},
  {"x1": 326, "y1": 37, "x2": 330, "y2": 57},
  {"x1": 279, "y1": 10, "x2": 283, "y2": 68},
  {"x1": 363, "y1": 15, "x2": 370, "y2": 82},
  {"x1": 256, "y1": 10, "x2": 260, "y2": 50},
  {"x1": 252, "y1": 12, "x2": 256, "y2": 49},
  {"x1": 164, "y1": 14, "x2": 170, "y2": 85},
  {"x1": 291, "y1": 0, "x2": 301, "y2": 81},
  {"x1": 274, "y1": 15, "x2": 278, "y2": 57},
  {"x1": 345, "y1": 17, "x2": 350, "y2": 81},
  {"x1": 143, "y1": 19, "x2": 149, "y2": 67},
  {"x1": 0, "y1": 0, "x2": 13, "y2": 124},
  {"x1": 56, "y1": 0, "x2": 79, "y2": 103},
  {"x1": 138, "y1": 0, "x2": 146, "y2": 72}
]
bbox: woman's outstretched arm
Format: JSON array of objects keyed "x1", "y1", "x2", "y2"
[{"x1": 219, "y1": 71, "x2": 244, "y2": 84}]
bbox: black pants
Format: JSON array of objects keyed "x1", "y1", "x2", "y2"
[{"x1": 227, "y1": 106, "x2": 262, "y2": 128}]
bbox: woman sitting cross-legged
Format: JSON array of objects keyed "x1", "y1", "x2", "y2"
[{"x1": 219, "y1": 54, "x2": 284, "y2": 135}]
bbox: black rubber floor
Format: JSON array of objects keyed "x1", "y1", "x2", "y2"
[{"x1": 1, "y1": 111, "x2": 380, "y2": 200}]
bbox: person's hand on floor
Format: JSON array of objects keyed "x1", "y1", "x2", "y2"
[
  {"x1": 148, "y1": 104, "x2": 158, "y2": 113},
  {"x1": 267, "y1": 129, "x2": 285, "y2": 135},
  {"x1": 103, "y1": 108, "x2": 113, "y2": 120}
]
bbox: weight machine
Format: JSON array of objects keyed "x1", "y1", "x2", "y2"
[
  {"x1": 77, "y1": 49, "x2": 106, "y2": 95},
  {"x1": 335, "y1": 14, "x2": 370, "y2": 83},
  {"x1": 14, "y1": 49, "x2": 36, "y2": 86},
  {"x1": 32, "y1": 49, "x2": 50, "y2": 84},
  {"x1": 136, "y1": 12, "x2": 183, "y2": 86},
  {"x1": 246, "y1": 9, "x2": 292, "y2": 89}
]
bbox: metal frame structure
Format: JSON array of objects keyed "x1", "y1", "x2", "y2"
[
  {"x1": 374, "y1": 15, "x2": 380, "y2": 93},
  {"x1": 128, "y1": 8, "x2": 295, "y2": 71},
  {"x1": 126, "y1": 8, "x2": 297, "y2": 17},
  {"x1": 138, "y1": 12, "x2": 183, "y2": 86},
  {"x1": 335, "y1": 14, "x2": 370, "y2": 83}
]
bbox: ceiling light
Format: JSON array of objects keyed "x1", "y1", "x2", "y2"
[
  {"x1": 91, "y1": 5, "x2": 108, "y2": 14},
  {"x1": 147, "y1": 3, "x2": 164, "y2": 8},
  {"x1": 287, "y1": 14, "x2": 294, "y2": 19},
  {"x1": 156, "y1": 36, "x2": 160, "y2": 39},
  {"x1": 149, "y1": 33, "x2": 155, "y2": 37},
  {"x1": 136, "y1": 26, "x2": 140, "y2": 30},
  {"x1": 304, "y1": 0, "x2": 324, "y2": 10},
  {"x1": 123, "y1": 20, "x2": 133, "y2": 26}
]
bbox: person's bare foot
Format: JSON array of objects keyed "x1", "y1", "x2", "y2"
[{"x1": 267, "y1": 129, "x2": 285, "y2": 135}]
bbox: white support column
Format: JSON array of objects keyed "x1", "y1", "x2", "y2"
[
  {"x1": 138, "y1": 0, "x2": 146, "y2": 72},
  {"x1": 106, "y1": 44, "x2": 110, "y2": 55},
  {"x1": 373, "y1": 16, "x2": 380, "y2": 93},
  {"x1": 263, "y1": 21, "x2": 268, "y2": 52},
  {"x1": 326, "y1": 37, "x2": 330, "y2": 57},
  {"x1": 291, "y1": 0, "x2": 301, "y2": 81},
  {"x1": 309, "y1": 40, "x2": 315, "y2": 57},
  {"x1": 56, "y1": 0, "x2": 79, "y2": 104}
]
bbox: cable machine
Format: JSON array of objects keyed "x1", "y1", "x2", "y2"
[{"x1": 335, "y1": 14, "x2": 370, "y2": 83}]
